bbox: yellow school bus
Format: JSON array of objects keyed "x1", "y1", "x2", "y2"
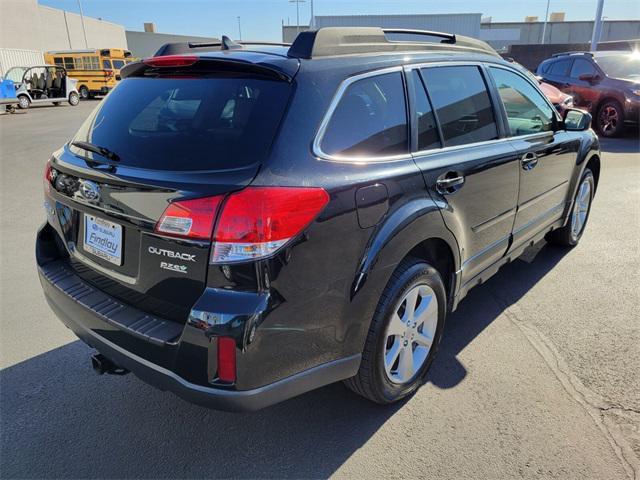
[{"x1": 44, "y1": 48, "x2": 134, "y2": 99}]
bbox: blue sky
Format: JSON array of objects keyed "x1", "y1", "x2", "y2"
[{"x1": 39, "y1": 0, "x2": 640, "y2": 41}]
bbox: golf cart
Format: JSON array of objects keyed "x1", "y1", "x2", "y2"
[{"x1": 4, "y1": 65, "x2": 80, "y2": 109}]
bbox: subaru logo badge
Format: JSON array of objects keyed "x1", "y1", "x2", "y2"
[{"x1": 79, "y1": 180, "x2": 100, "y2": 202}]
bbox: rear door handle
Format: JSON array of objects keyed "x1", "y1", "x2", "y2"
[
  {"x1": 436, "y1": 174, "x2": 465, "y2": 194},
  {"x1": 521, "y1": 152, "x2": 539, "y2": 170}
]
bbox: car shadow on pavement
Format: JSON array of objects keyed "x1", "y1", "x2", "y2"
[{"x1": 1, "y1": 243, "x2": 569, "y2": 479}]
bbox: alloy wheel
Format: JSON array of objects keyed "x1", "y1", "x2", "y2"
[
  {"x1": 571, "y1": 177, "x2": 592, "y2": 240},
  {"x1": 599, "y1": 105, "x2": 619, "y2": 134},
  {"x1": 383, "y1": 284, "x2": 438, "y2": 384}
]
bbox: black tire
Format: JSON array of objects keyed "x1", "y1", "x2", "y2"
[
  {"x1": 344, "y1": 257, "x2": 446, "y2": 404},
  {"x1": 548, "y1": 168, "x2": 595, "y2": 247},
  {"x1": 17, "y1": 95, "x2": 30, "y2": 109},
  {"x1": 68, "y1": 92, "x2": 79, "y2": 106},
  {"x1": 597, "y1": 100, "x2": 625, "y2": 137},
  {"x1": 79, "y1": 86, "x2": 90, "y2": 100}
]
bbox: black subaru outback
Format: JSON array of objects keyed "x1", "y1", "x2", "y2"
[{"x1": 37, "y1": 28, "x2": 600, "y2": 411}]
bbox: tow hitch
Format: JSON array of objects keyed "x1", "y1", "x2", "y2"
[{"x1": 91, "y1": 353, "x2": 130, "y2": 376}]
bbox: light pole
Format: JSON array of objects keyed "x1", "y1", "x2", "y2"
[
  {"x1": 237, "y1": 16, "x2": 242, "y2": 41},
  {"x1": 77, "y1": 0, "x2": 89, "y2": 48},
  {"x1": 541, "y1": 0, "x2": 550, "y2": 44},
  {"x1": 590, "y1": 0, "x2": 605, "y2": 51},
  {"x1": 289, "y1": 0, "x2": 306, "y2": 34},
  {"x1": 310, "y1": 0, "x2": 315, "y2": 28}
]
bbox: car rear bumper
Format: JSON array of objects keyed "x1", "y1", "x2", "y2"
[{"x1": 36, "y1": 223, "x2": 360, "y2": 411}]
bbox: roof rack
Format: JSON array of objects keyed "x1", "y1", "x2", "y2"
[
  {"x1": 287, "y1": 27, "x2": 499, "y2": 59},
  {"x1": 154, "y1": 36, "x2": 291, "y2": 56},
  {"x1": 551, "y1": 51, "x2": 593, "y2": 58}
]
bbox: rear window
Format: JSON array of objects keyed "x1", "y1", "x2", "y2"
[
  {"x1": 549, "y1": 59, "x2": 572, "y2": 76},
  {"x1": 72, "y1": 75, "x2": 291, "y2": 171}
]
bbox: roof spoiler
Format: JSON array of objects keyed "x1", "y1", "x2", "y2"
[{"x1": 287, "y1": 27, "x2": 500, "y2": 59}]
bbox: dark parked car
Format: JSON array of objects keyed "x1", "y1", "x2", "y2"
[
  {"x1": 37, "y1": 28, "x2": 600, "y2": 411},
  {"x1": 537, "y1": 51, "x2": 640, "y2": 137}
]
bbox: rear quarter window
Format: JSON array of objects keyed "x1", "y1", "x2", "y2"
[
  {"x1": 320, "y1": 71, "x2": 408, "y2": 158},
  {"x1": 71, "y1": 75, "x2": 291, "y2": 171}
]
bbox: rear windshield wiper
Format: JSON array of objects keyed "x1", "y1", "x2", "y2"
[{"x1": 71, "y1": 141, "x2": 121, "y2": 162}]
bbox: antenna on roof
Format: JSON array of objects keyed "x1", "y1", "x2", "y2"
[{"x1": 221, "y1": 35, "x2": 242, "y2": 50}]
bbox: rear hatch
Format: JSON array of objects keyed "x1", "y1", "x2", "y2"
[{"x1": 46, "y1": 56, "x2": 294, "y2": 322}]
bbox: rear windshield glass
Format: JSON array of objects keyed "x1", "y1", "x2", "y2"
[{"x1": 72, "y1": 75, "x2": 291, "y2": 171}]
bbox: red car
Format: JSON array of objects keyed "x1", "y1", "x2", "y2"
[{"x1": 510, "y1": 61, "x2": 574, "y2": 114}]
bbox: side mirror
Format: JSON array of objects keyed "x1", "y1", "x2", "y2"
[{"x1": 563, "y1": 108, "x2": 592, "y2": 131}]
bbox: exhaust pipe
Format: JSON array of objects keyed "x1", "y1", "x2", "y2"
[{"x1": 91, "y1": 353, "x2": 130, "y2": 376}]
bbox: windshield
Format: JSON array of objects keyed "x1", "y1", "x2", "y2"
[
  {"x1": 4, "y1": 67, "x2": 27, "y2": 83},
  {"x1": 595, "y1": 53, "x2": 640, "y2": 80},
  {"x1": 71, "y1": 74, "x2": 291, "y2": 171}
]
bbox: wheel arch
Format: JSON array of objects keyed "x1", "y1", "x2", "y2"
[{"x1": 351, "y1": 197, "x2": 461, "y2": 309}]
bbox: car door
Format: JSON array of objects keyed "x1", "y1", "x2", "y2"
[
  {"x1": 487, "y1": 65, "x2": 580, "y2": 251},
  {"x1": 541, "y1": 57, "x2": 573, "y2": 92},
  {"x1": 408, "y1": 65, "x2": 520, "y2": 284},
  {"x1": 567, "y1": 57, "x2": 602, "y2": 112}
]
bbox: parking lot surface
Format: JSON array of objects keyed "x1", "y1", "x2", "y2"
[{"x1": 1, "y1": 103, "x2": 638, "y2": 479}]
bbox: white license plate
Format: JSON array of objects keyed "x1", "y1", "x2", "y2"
[{"x1": 83, "y1": 214, "x2": 122, "y2": 266}]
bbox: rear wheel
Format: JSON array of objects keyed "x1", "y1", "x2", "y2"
[
  {"x1": 17, "y1": 95, "x2": 30, "y2": 109},
  {"x1": 344, "y1": 257, "x2": 446, "y2": 404},
  {"x1": 597, "y1": 100, "x2": 624, "y2": 137},
  {"x1": 68, "y1": 92, "x2": 79, "y2": 106},
  {"x1": 548, "y1": 169, "x2": 595, "y2": 247},
  {"x1": 79, "y1": 86, "x2": 90, "y2": 100}
]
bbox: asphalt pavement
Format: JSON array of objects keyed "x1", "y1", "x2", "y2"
[{"x1": 1, "y1": 102, "x2": 638, "y2": 479}]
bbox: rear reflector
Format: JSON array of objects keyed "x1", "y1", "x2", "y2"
[
  {"x1": 155, "y1": 195, "x2": 224, "y2": 240},
  {"x1": 217, "y1": 337, "x2": 236, "y2": 383},
  {"x1": 43, "y1": 161, "x2": 54, "y2": 195},
  {"x1": 211, "y1": 187, "x2": 330, "y2": 263},
  {"x1": 144, "y1": 55, "x2": 198, "y2": 68}
]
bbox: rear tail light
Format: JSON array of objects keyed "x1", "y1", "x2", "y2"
[
  {"x1": 154, "y1": 187, "x2": 329, "y2": 262},
  {"x1": 144, "y1": 55, "x2": 198, "y2": 68},
  {"x1": 155, "y1": 196, "x2": 224, "y2": 240},
  {"x1": 217, "y1": 337, "x2": 236, "y2": 383},
  {"x1": 211, "y1": 187, "x2": 330, "y2": 263}
]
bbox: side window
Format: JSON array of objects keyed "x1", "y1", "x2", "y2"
[
  {"x1": 320, "y1": 71, "x2": 408, "y2": 157},
  {"x1": 549, "y1": 59, "x2": 571, "y2": 76},
  {"x1": 103, "y1": 59, "x2": 112, "y2": 69},
  {"x1": 421, "y1": 65, "x2": 498, "y2": 147},
  {"x1": 570, "y1": 58, "x2": 597, "y2": 79},
  {"x1": 410, "y1": 70, "x2": 441, "y2": 151},
  {"x1": 490, "y1": 67, "x2": 555, "y2": 136},
  {"x1": 53, "y1": 57, "x2": 64, "y2": 66},
  {"x1": 63, "y1": 57, "x2": 75, "y2": 70}
]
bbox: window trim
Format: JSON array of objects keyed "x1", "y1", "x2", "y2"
[
  {"x1": 313, "y1": 66, "x2": 413, "y2": 163},
  {"x1": 487, "y1": 63, "x2": 561, "y2": 139}
]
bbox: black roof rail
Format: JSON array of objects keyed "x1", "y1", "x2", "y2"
[
  {"x1": 154, "y1": 36, "x2": 291, "y2": 56},
  {"x1": 551, "y1": 51, "x2": 593, "y2": 58},
  {"x1": 287, "y1": 27, "x2": 499, "y2": 59}
]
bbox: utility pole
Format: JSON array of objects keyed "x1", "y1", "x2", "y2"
[
  {"x1": 290, "y1": 0, "x2": 306, "y2": 34},
  {"x1": 77, "y1": 0, "x2": 89, "y2": 48},
  {"x1": 310, "y1": 0, "x2": 315, "y2": 28},
  {"x1": 237, "y1": 16, "x2": 242, "y2": 41},
  {"x1": 541, "y1": 0, "x2": 550, "y2": 44},
  {"x1": 590, "y1": 0, "x2": 605, "y2": 51}
]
